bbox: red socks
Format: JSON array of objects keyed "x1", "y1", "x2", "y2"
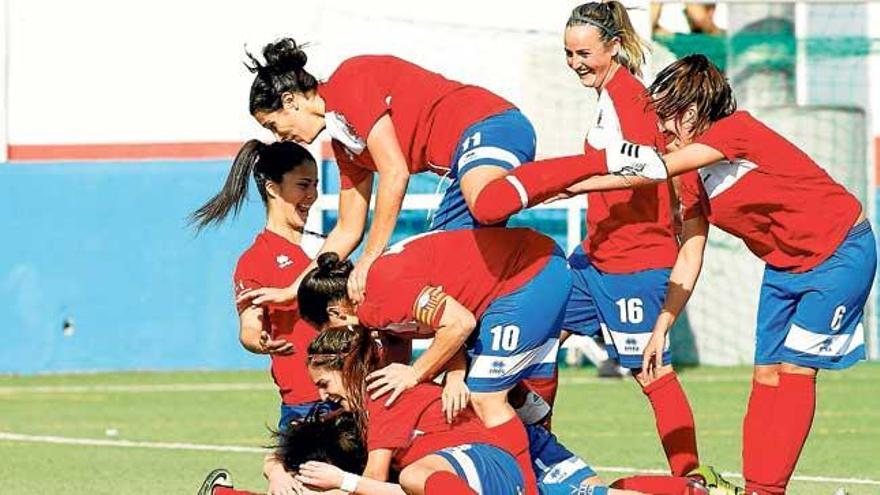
[
  {"x1": 488, "y1": 416, "x2": 539, "y2": 495},
  {"x1": 471, "y1": 152, "x2": 607, "y2": 224},
  {"x1": 425, "y1": 471, "x2": 477, "y2": 494},
  {"x1": 611, "y1": 475, "x2": 708, "y2": 494},
  {"x1": 522, "y1": 371, "x2": 559, "y2": 429},
  {"x1": 742, "y1": 380, "x2": 777, "y2": 493},
  {"x1": 213, "y1": 488, "x2": 259, "y2": 495},
  {"x1": 744, "y1": 373, "x2": 816, "y2": 495},
  {"x1": 643, "y1": 372, "x2": 700, "y2": 476}
]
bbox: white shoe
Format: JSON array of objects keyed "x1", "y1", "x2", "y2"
[{"x1": 606, "y1": 139, "x2": 668, "y2": 180}]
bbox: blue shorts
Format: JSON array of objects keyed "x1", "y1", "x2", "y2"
[
  {"x1": 467, "y1": 249, "x2": 571, "y2": 393},
  {"x1": 562, "y1": 246, "x2": 672, "y2": 369},
  {"x1": 755, "y1": 221, "x2": 876, "y2": 370},
  {"x1": 278, "y1": 401, "x2": 339, "y2": 431},
  {"x1": 430, "y1": 109, "x2": 537, "y2": 231},
  {"x1": 527, "y1": 424, "x2": 597, "y2": 495},
  {"x1": 435, "y1": 443, "x2": 525, "y2": 495}
]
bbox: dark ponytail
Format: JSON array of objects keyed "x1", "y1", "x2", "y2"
[
  {"x1": 298, "y1": 252, "x2": 354, "y2": 327},
  {"x1": 247, "y1": 38, "x2": 318, "y2": 115},
  {"x1": 189, "y1": 139, "x2": 316, "y2": 231}
]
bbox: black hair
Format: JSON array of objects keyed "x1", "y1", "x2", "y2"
[
  {"x1": 273, "y1": 410, "x2": 366, "y2": 475},
  {"x1": 246, "y1": 38, "x2": 318, "y2": 115},
  {"x1": 189, "y1": 140, "x2": 316, "y2": 231},
  {"x1": 298, "y1": 252, "x2": 353, "y2": 327}
]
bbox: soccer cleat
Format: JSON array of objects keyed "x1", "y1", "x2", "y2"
[
  {"x1": 198, "y1": 468, "x2": 233, "y2": 495},
  {"x1": 597, "y1": 359, "x2": 630, "y2": 378},
  {"x1": 606, "y1": 139, "x2": 668, "y2": 180},
  {"x1": 687, "y1": 465, "x2": 744, "y2": 495}
]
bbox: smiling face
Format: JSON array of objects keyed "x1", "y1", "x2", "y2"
[
  {"x1": 254, "y1": 92, "x2": 325, "y2": 144},
  {"x1": 309, "y1": 366, "x2": 351, "y2": 410},
  {"x1": 564, "y1": 24, "x2": 620, "y2": 90},
  {"x1": 265, "y1": 160, "x2": 319, "y2": 229}
]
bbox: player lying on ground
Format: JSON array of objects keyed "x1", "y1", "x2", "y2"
[
  {"x1": 199, "y1": 351, "x2": 732, "y2": 495},
  {"x1": 559, "y1": 54, "x2": 876, "y2": 495},
  {"x1": 296, "y1": 227, "x2": 578, "y2": 494}
]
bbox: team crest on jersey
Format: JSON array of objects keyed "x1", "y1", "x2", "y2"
[
  {"x1": 276, "y1": 254, "x2": 294, "y2": 269},
  {"x1": 325, "y1": 111, "x2": 366, "y2": 155}
]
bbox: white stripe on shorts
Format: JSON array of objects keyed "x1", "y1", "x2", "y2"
[
  {"x1": 604, "y1": 325, "x2": 670, "y2": 356},
  {"x1": 541, "y1": 456, "x2": 590, "y2": 484},
  {"x1": 784, "y1": 322, "x2": 864, "y2": 357},
  {"x1": 469, "y1": 339, "x2": 559, "y2": 379},
  {"x1": 457, "y1": 146, "x2": 523, "y2": 171},
  {"x1": 446, "y1": 447, "x2": 484, "y2": 494}
]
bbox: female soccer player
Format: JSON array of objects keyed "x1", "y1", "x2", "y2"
[
  {"x1": 547, "y1": 1, "x2": 701, "y2": 476},
  {"x1": 297, "y1": 227, "x2": 574, "y2": 495},
  {"x1": 305, "y1": 325, "x2": 528, "y2": 495},
  {"x1": 190, "y1": 140, "x2": 330, "y2": 494},
  {"x1": 241, "y1": 37, "x2": 541, "y2": 305},
  {"x1": 567, "y1": 54, "x2": 876, "y2": 495}
]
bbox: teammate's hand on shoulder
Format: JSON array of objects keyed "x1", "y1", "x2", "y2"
[
  {"x1": 348, "y1": 254, "x2": 378, "y2": 304},
  {"x1": 267, "y1": 468, "x2": 304, "y2": 495},
  {"x1": 366, "y1": 363, "x2": 419, "y2": 406},
  {"x1": 441, "y1": 376, "x2": 470, "y2": 424},
  {"x1": 295, "y1": 461, "x2": 346, "y2": 491},
  {"x1": 236, "y1": 286, "x2": 297, "y2": 307},
  {"x1": 606, "y1": 139, "x2": 668, "y2": 180}
]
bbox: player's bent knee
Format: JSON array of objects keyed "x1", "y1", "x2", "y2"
[
  {"x1": 399, "y1": 464, "x2": 430, "y2": 494},
  {"x1": 780, "y1": 362, "x2": 818, "y2": 376},
  {"x1": 753, "y1": 364, "x2": 782, "y2": 385}
]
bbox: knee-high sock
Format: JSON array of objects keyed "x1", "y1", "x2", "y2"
[
  {"x1": 471, "y1": 152, "x2": 607, "y2": 224},
  {"x1": 488, "y1": 416, "x2": 539, "y2": 495},
  {"x1": 747, "y1": 373, "x2": 816, "y2": 495},
  {"x1": 522, "y1": 370, "x2": 559, "y2": 429},
  {"x1": 425, "y1": 471, "x2": 478, "y2": 495},
  {"x1": 611, "y1": 475, "x2": 706, "y2": 494},
  {"x1": 742, "y1": 380, "x2": 778, "y2": 494},
  {"x1": 213, "y1": 488, "x2": 260, "y2": 495},
  {"x1": 642, "y1": 372, "x2": 700, "y2": 476}
]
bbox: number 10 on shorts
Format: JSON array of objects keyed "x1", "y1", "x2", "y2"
[
  {"x1": 616, "y1": 298, "x2": 644, "y2": 324},
  {"x1": 490, "y1": 325, "x2": 520, "y2": 351}
]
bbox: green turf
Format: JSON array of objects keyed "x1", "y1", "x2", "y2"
[{"x1": 1, "y1": 365, "x2": 878, "y2": 494}]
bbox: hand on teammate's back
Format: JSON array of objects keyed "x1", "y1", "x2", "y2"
[
  {"x1": 348, "y1": 253, "x2": 380, "y2": 304},
  {"x1": 441, "y1": 376, "x2": 470, "y2": 424},
  {"x1": 260, "y1": 331, "x2": 295, "y2": 355},
  {"x1": 366, "y1": 363, "x2": 419, "y2": 406}
]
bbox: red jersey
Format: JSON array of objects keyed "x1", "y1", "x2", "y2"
[
  {"x1": 366, "y1": 383, "x2": 499, "y2": 468},
  {"x1": 680, "y1": 111, "x2": 862, "y2": 272},
  {"x1": 357, "y1": 228, "x2": 555, "y2": 331},
  {"x1": 582, "y1": 69, "x2": 678, "y2": 273},
  {"x1": 319, "y1": 55, "x2": 514, "y2": 189},
  {"x1": 233, "y1": 230, "x2": 320, "y2": 405}
]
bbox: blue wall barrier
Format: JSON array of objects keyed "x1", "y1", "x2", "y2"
[
  {"x1": 1, "y1": 160, "x2": 878, "y2": 373},
  {"x1": 0, "y1": 160, "x2": 268, "y2": 374}
]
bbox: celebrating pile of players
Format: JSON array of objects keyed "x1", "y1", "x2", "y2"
[{"x1": 191, "y1": 2, "x2": 876, "y2": 494}]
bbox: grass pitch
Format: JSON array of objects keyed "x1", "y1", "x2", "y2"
[{"x1": 1, "y1": 364, "x2": 878, "y2": 494}]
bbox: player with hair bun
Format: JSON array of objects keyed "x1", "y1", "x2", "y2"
[
  {"x1": 297, "y1": 227, "x2": 577, "y2": 495},
  {"x1": 566, "y1": 53, "x2": 876, "y2": 495}
]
